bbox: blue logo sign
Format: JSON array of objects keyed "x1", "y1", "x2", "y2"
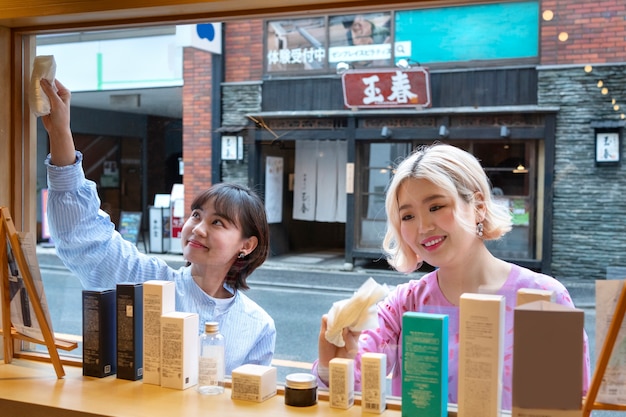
[{"x1": 196, "y1": 24, "x2": 216, "y2": 42}]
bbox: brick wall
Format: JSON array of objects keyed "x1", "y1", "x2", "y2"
[
  {"x1": 224, "y1": 20, "x2": 263, "y2": 82},
  {"x1": 541, "y1": 0, "x2": 626, "y2": 65},
  {"x1": 182, "y1": 46, "x2": 213, "y2": 213}
]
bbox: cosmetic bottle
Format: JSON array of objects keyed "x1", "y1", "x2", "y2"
[{"x1": 197, "y1": 321, "x2": 225, "y2": 395}]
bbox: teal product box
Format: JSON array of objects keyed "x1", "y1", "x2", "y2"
[
  {"x1": 82, "y1": 288, "x2": 117, "y2": 378},
  {"x1": 402, "y1": 312, "x2": 448, "y2": 417},
  {"x1": 116, "y1": 283, "x2": 143, "y2": 381}
]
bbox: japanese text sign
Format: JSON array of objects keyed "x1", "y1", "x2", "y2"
[{"x1": 341, "y1": 67, "x2": 431, "y2": 109}]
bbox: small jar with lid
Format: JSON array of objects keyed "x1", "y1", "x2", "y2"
[{"x1": 284, "y1": 373, "x2": 318, "y2": 407}]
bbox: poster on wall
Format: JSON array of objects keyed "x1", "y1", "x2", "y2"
[
  {"x1": 265, "y1": 11, "x2": 392, "y2": 74},
  {"x1": 265, "y1": 17, "x2": 327, "y2": 73},
  {"x1": 265, "y1": 156, "x2": 284, "y2": 224},
  {"x1": 328, "y1": 12, "x2": 392, "y2": 68},
  {"x1": 394, "y1": 2, "x2": 539, "y2": 65},
  {"x1": 6, "y1": 232, "x2": 54, "y2": 342}
]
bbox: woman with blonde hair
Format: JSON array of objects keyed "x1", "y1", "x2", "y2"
[{"x1": 316, "y1": 143, "x2": 589, "y2": 410}]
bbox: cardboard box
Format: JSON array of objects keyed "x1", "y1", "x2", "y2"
[
  {"x1": 516, "y1": 288, "x2": 555, "y2": 306},
  {"x1": 231, "y1": 364, "x2": 277, "y2": 402},
  {"x1": 329, "y1": 357, "x2": 355, "y2": 409},
  {"x1": 512, "y1": 300, "x2": 584, "y2": 417},
  {"x1": 458, "y1": 293, "x2": 505, "y2": 417},
  {"x1": 82, "y1": 288, "x2": 117, "y2": 378},
  {"x1": 142, "y1": 280, "x2": 176, "y2": 385},
  {"x1": 361, "y1": 352, "x2": 387, "y2": 414},
  {"x1": 116, "y1": 283, "x2": 143, "y2": 380},
  {"x1": 402, "y1": 312, "x2": 448, "y2": 417},
  {"x1": 160, "y1": 311, "x2": 199, "y2": 390}
]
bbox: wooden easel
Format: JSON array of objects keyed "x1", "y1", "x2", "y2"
[
  {"x1": 0, "y1": 207, "x2": 77, "y2": 379},
  {"x1": 582, "y1": 281, "x2": 626, "y2": 416}
]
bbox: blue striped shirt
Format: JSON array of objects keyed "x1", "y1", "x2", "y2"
[{"x1": 46, "y1": 152, "x2": 276, "y2": 374}]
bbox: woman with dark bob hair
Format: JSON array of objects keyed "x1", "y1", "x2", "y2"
[{"x1": 40, "y1": 78, "x2": 275, "y2": 374}]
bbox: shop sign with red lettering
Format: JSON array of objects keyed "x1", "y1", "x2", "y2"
[{"x1": 341, "y1": 67, "x2": 431, "y2": 109}]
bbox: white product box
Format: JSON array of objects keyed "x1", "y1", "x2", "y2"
[
  {"x1": 160, "y1": 311, "x2": 199, "y2": 390},
  {"x1": 458, "y1": 293, "x2": 505, "y2": 417},
  {"x1": 231, "y1": 364, "x2": 277, "y2": 402},
  {"x1": 361, "y1": 352, "x2": 387, "y2": 414},
  {"x1": 329, "y1": 357, "x2": 355, "y2": 409},
  {"x1": 142, "y1": 280, "x2": 176, "y2": 385}
]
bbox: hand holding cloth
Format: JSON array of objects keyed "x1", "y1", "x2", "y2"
[
  {"x1": 29, "y1": 55, "x2": 57, "y2": 117},
  {"x1": 324, "y1": 277, "x2": 389, "y2": 347}
]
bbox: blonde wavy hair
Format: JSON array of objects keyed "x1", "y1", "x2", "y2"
[{"x1": 382, "y1": 143, "x2": 512, "y2": 273}]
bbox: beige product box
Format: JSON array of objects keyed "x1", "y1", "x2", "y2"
[
  {"x1": 458, "y1": 293, "x2": 505, "y2": 417},
  {"x1": 231, "y1": 364, "x2": 277, "y2": 402},
  {"x1": 142, "y1": 280, "x2": 176, "y2": 385},
  {"x1": 595, "y1": 280, "x2": 626, "y2": 405},
  {"x1": 361, "y1": 352, "x2": 386, "y2": 414},
  {"x1": 512, "y1": 300, "x2": 584, "y2": 417},
  {"x1": 516, "y1": 288, "x2": 555, "y2": 306},
  {"x1": 329, "y1": 357, "x2": 355, "y2": 409},
  {"x1": 160, "y1": 311, "x2": 199, "y2": 390}
]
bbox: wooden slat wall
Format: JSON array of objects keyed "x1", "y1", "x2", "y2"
[{"x1": 262, "y1": 67, "x2": 538, "y2": 112}]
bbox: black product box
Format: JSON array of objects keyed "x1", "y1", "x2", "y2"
[
  {"x1": 82, "y1": 288, "x2": 117, "y2": 378},
  {"x1": 116, "y1": 283, "x2": 144, "y2": 380}
]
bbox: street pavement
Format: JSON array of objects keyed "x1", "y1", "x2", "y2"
[{"x1": 35, "y1": 243, "x2": 596, "y2": 310}]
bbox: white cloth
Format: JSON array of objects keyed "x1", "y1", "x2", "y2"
[
  {"x1": 335, "y1": 141, "x2": 347, "y2": 223},
  {"x1": 29, "y1": 55, "x2": 57, "y2": 117},
  {"x1": 315, "y1": 141, "x2": 338, "y2": 222},
  {"x1": 293, "y1": 140, "x2": 318, "y2": 221},
  {"x1": 324, "y1": 277, "x2": 389, "y2": 347}
]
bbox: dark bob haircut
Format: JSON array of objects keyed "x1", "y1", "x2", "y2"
[{"x1": 190, "y1": 182, "x2": 270, "y2": 290}]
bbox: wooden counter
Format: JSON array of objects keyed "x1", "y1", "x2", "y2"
[{"x1": 0, "y1": 359, "x2": 404, "y2": 417}]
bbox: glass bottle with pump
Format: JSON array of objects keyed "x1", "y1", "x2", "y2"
[{"x1": 197, "y1": 321, "x2": 225, "y2": 395}]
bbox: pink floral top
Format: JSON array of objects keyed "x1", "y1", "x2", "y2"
[{"x1": 315, "y1": 264, "x2": 590, "y2": 410}]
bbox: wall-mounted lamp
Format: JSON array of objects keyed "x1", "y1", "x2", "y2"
[
  {"x1": 381, "y1": 126, "x2": 392, "y2": 138},
  {"x1": 395, "y1": 59, "x2": 420, "y2": 70},
  {"x1": 396, "y1": 59, "x2": 411, "y2": 70},
  {"x1": 336, "y1": 62, "x2": 352, "y2": 75},
  {"x1": 500, "y1": 126, "x2": 511, "y2": 138},
  {"x1": 438, "y1": 125, "x2": 449, "y2": 138},
  {"x1": 513, "y1": 164, "x2": 528, "y2": 174}
]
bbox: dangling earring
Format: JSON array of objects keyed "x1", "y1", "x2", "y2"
[
  {"x1": 238, "y1": 252, "x2": 246, "y2": 259},
  {"x1": 476, "y1": 222, "x2": 484, "y2": 237}
]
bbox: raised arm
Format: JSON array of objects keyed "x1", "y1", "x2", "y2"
[{"x1": 39, "y1": 78, "x2": 76, "y2": 167}]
